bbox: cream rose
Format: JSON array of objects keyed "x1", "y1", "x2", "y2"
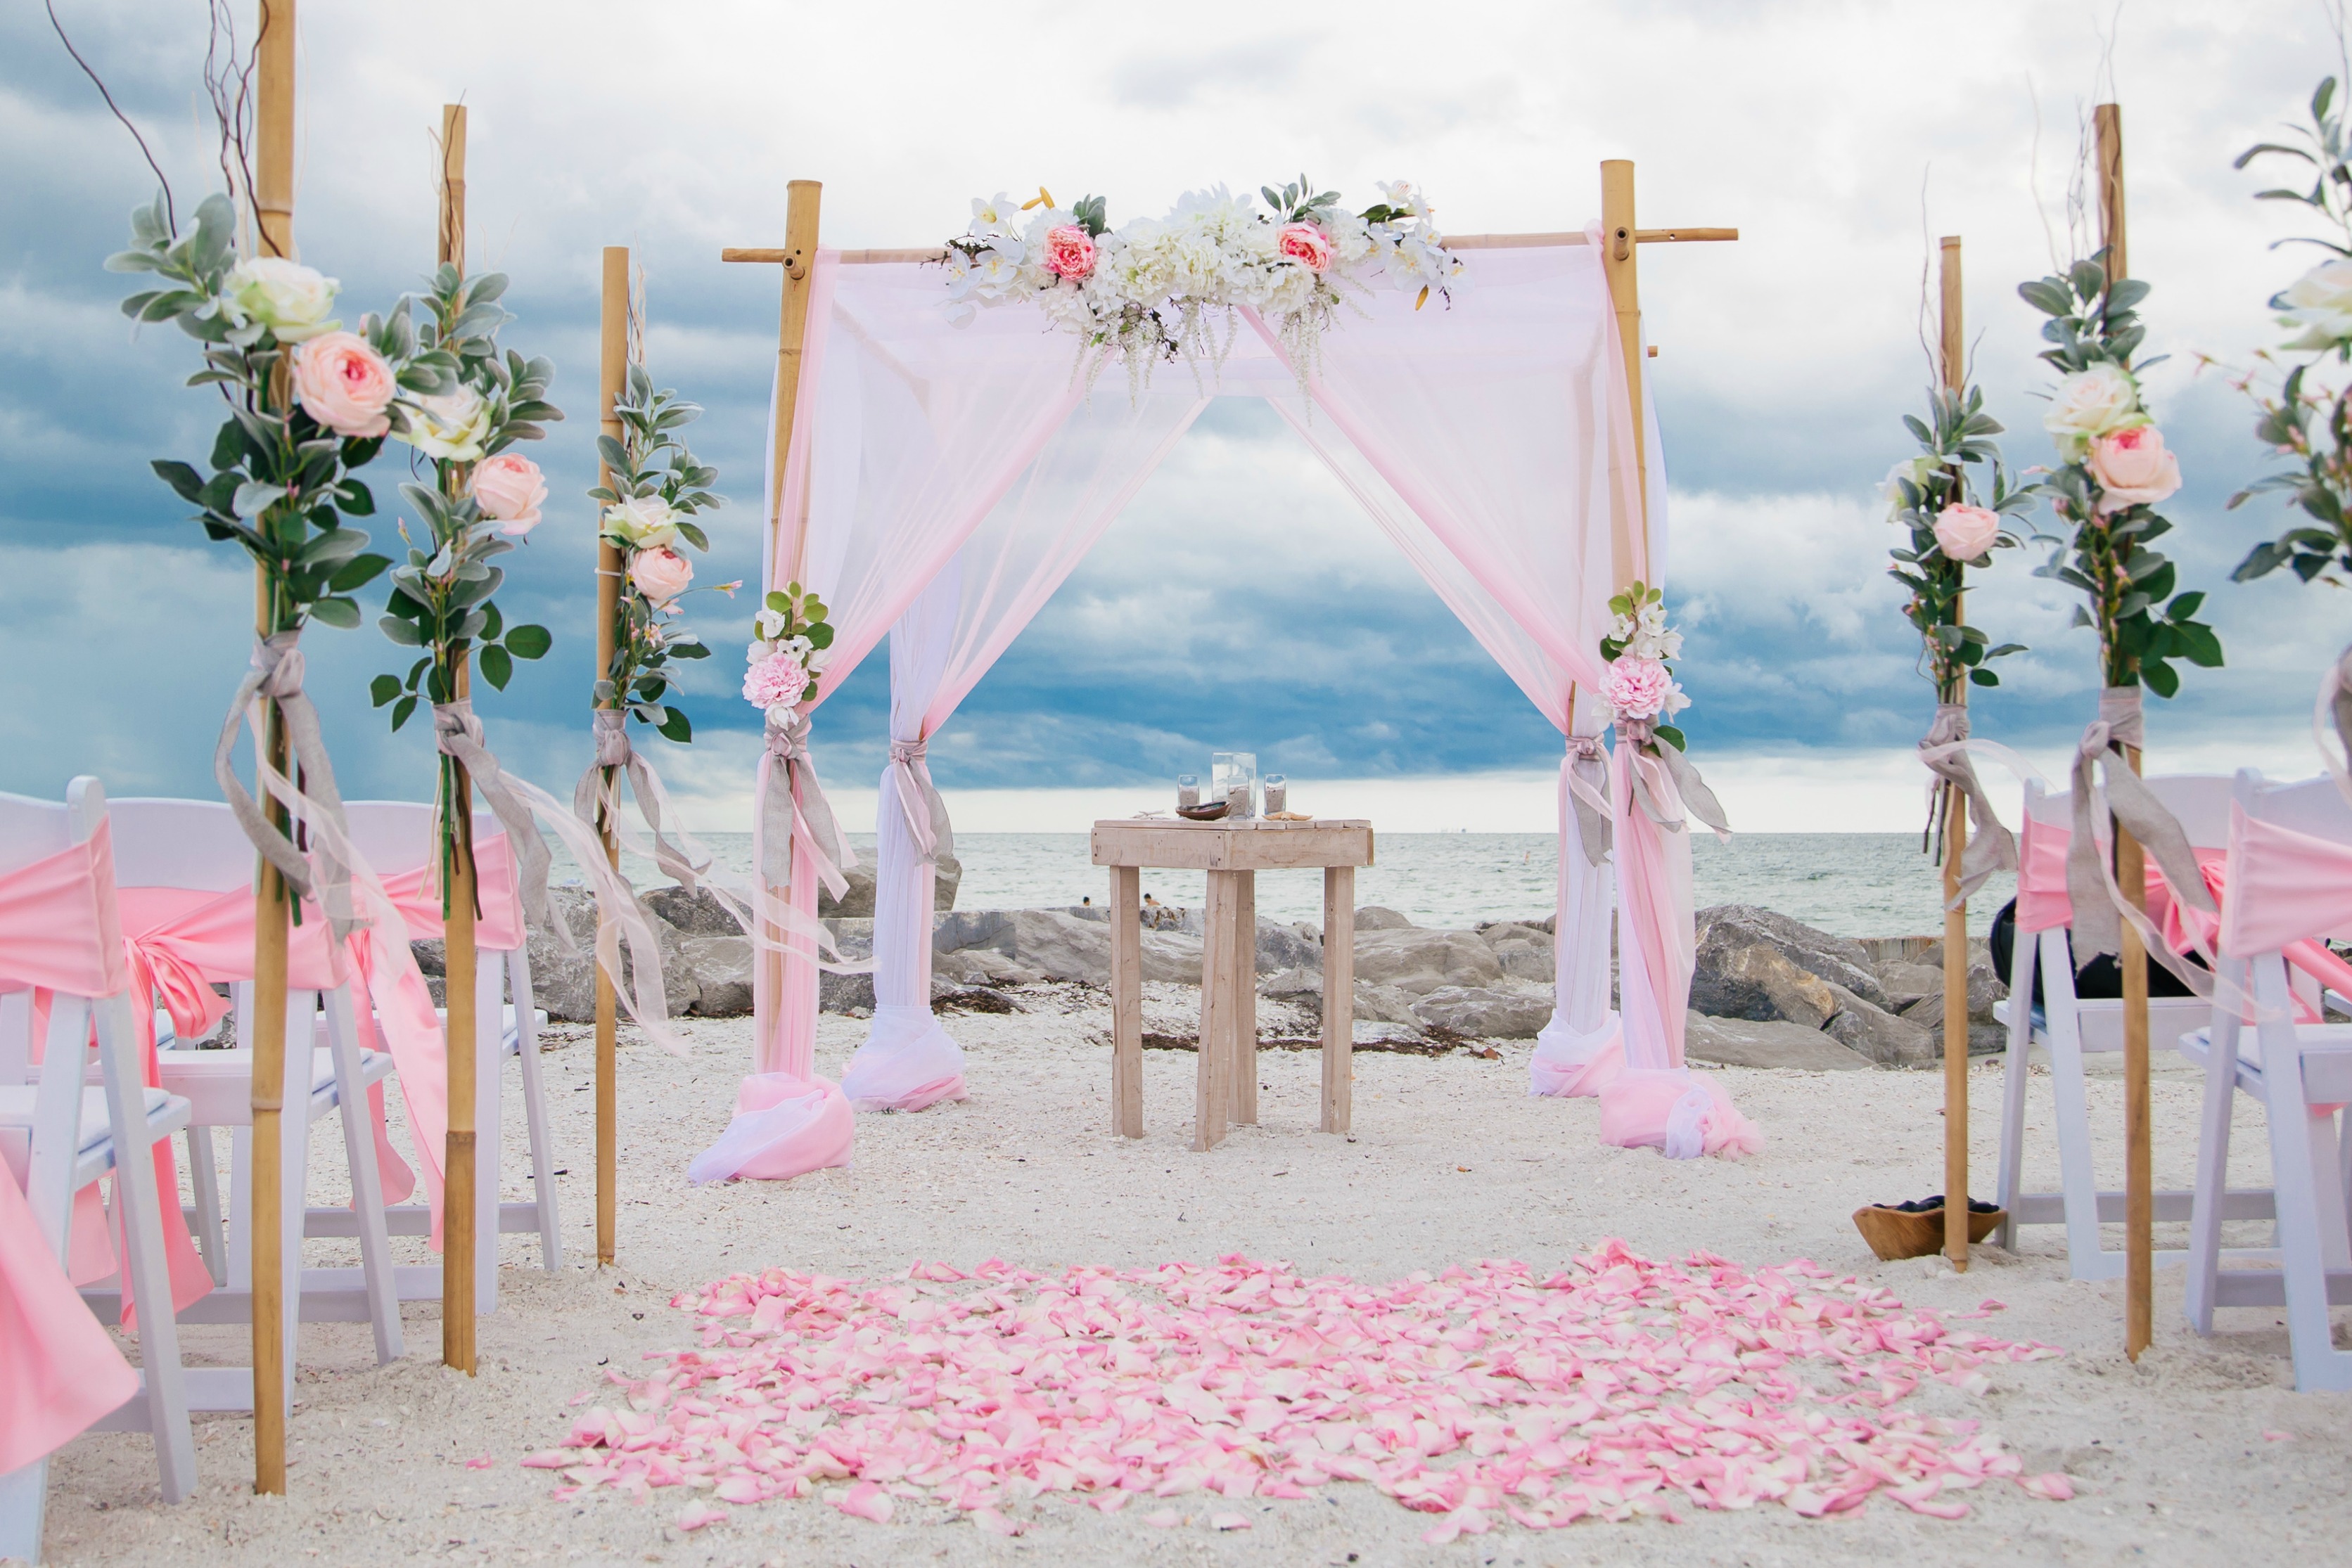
[
  {"x1": 401, "y1": 385, "x2": 491, "y2": 463},
  {"x1": 629, "y1": 546, "x2": 694, "y2": 605},
  {"x1": 602, "y1": 494, "x2": 678, "y2": 551},
  {"x1": 470, "y1": 453, "x2": 547, "y2": 536},
  {"x1": 2088, "y1": 425, "x2": 2182, "y2": 514},
  {"x1": 222, "y1": 255, "x2": 340, "y2": 342},
  {"x1": 290, "y1": 330, "x2": 395, "y2": 439},
  {"x1": 1931, "y1": 503, "x2": 2002, "y2": 563},
  {"x1": 2279, "y1": 258, "x2": 2352, "y2": 351},
  {"x1": 2043, "y1": 361, "x2": 2144, "y2": 457}
]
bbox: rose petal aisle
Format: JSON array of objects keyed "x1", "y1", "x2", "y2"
[{"x1": 524, "y1": 1242, "x2": 2073, "y2": 1542}]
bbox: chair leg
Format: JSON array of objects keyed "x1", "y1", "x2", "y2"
[
  {"x1": 507, "y1": 944, "x2": 561, "y2": 1272},
  {"x1": 473, "y1": 953, "x2": 503, "y2": 1317},
  {"x1": 185, "y1": 1125, "x2": 225, "y2": 1286},
  {"x1": 268, "y1": 993, "x2": 315, "y2": 1420},
  {"x1": 1994, "y1": 930, "x2": 2038, "y2": 1252},
  {"x1": 0, "y1": 1460, "x2": 49, "y2": 1564},
  {"x1": 321, "y1": 987, "x2": 403, "y2": 1365},
  {"x1": 2252, "y1": 963, "x2": 2352, "y2": 1391},
  {"x1": 2183, "y1": 970, "x2": 2242, "y2": 1337},
  {"x1": 92, "y1": 991, "x2": 197, "y2": 1504},
  {"x1": 2041, "y1": 933, "x2": 2118, "y2": 1280}
]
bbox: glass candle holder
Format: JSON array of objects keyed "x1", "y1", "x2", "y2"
[
  {"x1": 1263, "y1": 773, "x2": 1287, "y2": 816},
  {"x1": 1176, "y1": 773, "x2": 1199, "y2": 811},
  {"x1": 1213, "y1": 752, "x2": 1258, "y2": 819}
]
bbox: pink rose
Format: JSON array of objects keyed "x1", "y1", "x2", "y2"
[
  {"x1": 1043, "y1": 225, "x2": 1096, "y2": 281},
  {"x1": 742, "y1": 648, "x2": 810, "y2": 712},
  {"x1": 1277, "y1": 222, "x2": 1334, "y2": 274},
  {"x1": 1931, "y1": 503, "x2": 2001, "y2": 563},
  {"x1": 470, "y1": 453, "x2": 547, "y2": 536},
  {"x1": 629, "y1": 547, "x2": 694, "y2": 605},
  {"x1": 290, "y1": 330, "x2": 395, "y2": 439},
  {"x1": 1601, "y1": 656, "x2": 1682, "y2": 721},
  {"x1": 2088, "y1": 425, "x2": 2182, "y2": 513}
]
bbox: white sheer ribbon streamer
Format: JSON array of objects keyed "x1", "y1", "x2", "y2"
[
  {"x1": 1916, "y1": 702, "x2": 2021, "y2": 906},
  {"x1": 432, "y1": 701, "x2": 554, "y2": 936},
  {"x1": 213, "y1": 630, "x2": 358, "y2": 939},
  {"x1": 572, "y1": 709, "x2": 708, "y2": 892},
  {"x1": 2064, "y1": 686, "x2": 2218, "y2": 993},
  {"x1": 1564, "y1": 734, "x2": 1613, "y2": 866},
  {"x1": 1614, "y1": 717, "x2": 1730, "y2": 840},
  {"x1": 759, "y1": 714, "x2": 852, "y2": 899},
  {"x1": 886, "y1": 738, "x2": 955, "y2": 866},
  {"x1": 2313, "y1": 643, "x2": 2352, "y2": 812}
]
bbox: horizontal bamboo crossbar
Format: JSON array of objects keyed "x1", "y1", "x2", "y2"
[{"x1": 721, "y1": 227, "x2": 1736, "y2": 266}]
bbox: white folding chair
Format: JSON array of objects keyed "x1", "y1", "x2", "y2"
[
  {"x1": 2180, "y1": 771, "x2": 2352, "y2": 1389},
  {"x1": 309, "y1": 803, "x2": 558, "y2": 1316},
  {"x1": 98, "y1": 797, "x2": 403, "y2": 1410},
  {"x1": 0, "y1": 779, "x2": 196, "y2": 1558},
  {"x1": 1993, "y1": 775, "x2": 2273, "y2": 1277}
]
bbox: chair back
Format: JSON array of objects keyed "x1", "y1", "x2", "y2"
[
  {"x1": 0, "y1": 779, "x2": 127, "y2": 1003},
  {"x1": 106, "y1": 799, "x2": 257, "y2": 894},
  {"x1": 340, "y1": 802, "x2": 520, "y2": 949},
  {"x1": 2221, "y1": 770, "x2": 2352, "y2": 958}
]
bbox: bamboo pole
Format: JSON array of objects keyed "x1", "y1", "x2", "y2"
[
  {"x1": 721, "y1": 228, "x2": 1739, "y2": 266},
  {"x1": 1938, "y1": 234, "x2": 1972, "y2": 1271},
  {"x1": 2094, "y1": 101, "x2": 2154, "y2": 1363},
  {"x1": 1599, "y1": 161, "x2": 1647, "y2": 590},
  {"x1": 594, "y1": 245, "x2": 627, "y2": 1266},
  {"x1": 437, "y1": 102, "x2": 479, "y2": 1377},
  {"x1": 249, "y1": 0, "x2": 296, "y2": 1498}
]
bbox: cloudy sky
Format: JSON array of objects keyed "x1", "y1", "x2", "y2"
[{"x1": 5, "y1": 0, "x2": 2348, "y2": 833}]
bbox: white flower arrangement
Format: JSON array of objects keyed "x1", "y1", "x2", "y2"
[{"x1": 940, "y1": 177, "x2": 1465, "y2": 395}]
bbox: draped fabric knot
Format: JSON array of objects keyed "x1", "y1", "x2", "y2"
[
  {"x1": 1916, "y1": 700, "x2": 2021, "y2": 907},
  {"x1": 212, "y1": 627, "x2": 361, "y2": 940},
  {"x1": 2064, "y1": 684, "x2": 2217, "y2": 971},
  {"x1": 759, "y1": 712, "x2": 853, "y2": 898},
  {"x1": 571, "y1": 707, "x2": 705, "y2": 893},
  {"x1": 1562, "y1": 733, "x2": 1614, "y2": 868},
  {"x1": 431, "y1": 700, "x2": 556, "y2": 941},
  {"x1": 886, "y1": 735, "x2": 957, "y2": 867}
]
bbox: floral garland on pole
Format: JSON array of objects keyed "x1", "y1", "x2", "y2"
[
  {"x1": 365, "y1": 262, "x2": 561, "y2": 915},
  {"x1": 575, "y1": 363, "x2": 736, "y2": 882},
  {"x1": 110, "y1": 191, "x2": 426, "y2": 927},
  {"x1": 1594, "y1": 583, "x2": 1728, "y2": 840},
  {"x1": 2220, "y1": 74, "x2": 2352, "y2": 791},
  {"x1": 2016, "y1": 251, "x2": 2223, "y2": 965},
  {"x1": 1885, "y1": 380, "x2": 2035, "y2": 896},
  {"x1": 741, "y1": 584, "x2": 850, "y2": 897},
  {"x1": 941, "y1": 178, "x2": 1465, "y2": 395}
]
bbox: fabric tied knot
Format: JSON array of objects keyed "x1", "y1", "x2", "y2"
[
  {"x1": 212, "y1": 628, "x2": 360, "y2": 940},
  {"x1": 1916, "y1": 701, "x2": 2020, "y2": 908},
  {"x1": 570, "y1": 707, "x2": 705, "y2": 893},
  {"x1": 760, "y1": 714, "x2": 853, "y2": 899},
  {"x1": 886, "y1": 736, "x2": 957, "y2": 867},
  {"x1": 431, "y1": 700, "x2": 558, "y2": 942},
  {"x1": 2064, "y1": 685, "x2": 2217, "y2": 976},
  {"x1": 1563, "y1": 733, "x2": 1614, "y2": 867},
  {"x1": 1612, "y1": 715, "x2": 1731, "y2": 842}
]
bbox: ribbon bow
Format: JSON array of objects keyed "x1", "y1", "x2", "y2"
[
  {"x1": 1916, "y1": 702, "x2": 2021, "y2": 906},
  {"x1": 571, "y1": 709, "x2": 706, "y2": 891},
  {"x1": 760, "y1": 714, "x2": 853, "y2": 899},
  {"x1": 432, "y1": 701, "x2": 556, "y2": 937},
  {"x1": 1614, "y1": 716, "x2": 1731, "y2": 840},
  {"x1": 1564, "y1": 734, "x2": 1614, "y2": 866},
  {"x1": 2064, "y1": 685, "x2": 2217, "y2": 968},
  {"x1": 886, "y1": 737, "x2": 957, "y2": 866},
  {"x1": 213, "y1": 629, "x2": 359, "y2": 939}
]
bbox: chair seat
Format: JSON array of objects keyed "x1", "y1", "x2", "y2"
[
  {"x1": 1996, "y1": 994, "x2": 2211, "y2": 1054},
  {"x1": 153, "y1": 1046, "x2": 395, "y2": 1126},
  {"x1": 2180, "y1": 1024, "x2": 2352, "y2": 1101},
  {"x1": 0, "y1": 1084, "x2": 176, "y2": 1152}
]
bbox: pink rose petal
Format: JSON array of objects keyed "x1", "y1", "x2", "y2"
[
  {"x1": 1142, "y1": 1508, "x2": 1180, "y2": 1529},
  {"x1": 973, "y1": 1506, "x2": 1023, "y2": 1536},
  {"x1": 835, "y1": 1481, "x2": 893, "y2": 1524},
  {"x1": 675, "y1": 1503, "x2": 729, "y2": 1531},
  {"x1": 464, "y1": 1455, "x2": 495, "y2": 1470}
]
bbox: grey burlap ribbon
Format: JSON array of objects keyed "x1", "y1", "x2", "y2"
[
  {"x1": 1564, "y1": 734, "x2": 1613, "y2": 866},
  {"x1": 2064, "y1": 686, "x2": 2216, "y2": 963},
  {"x1": 2319, "y1": 644, "x2": 2352, "y2": 808},
  {"x1": 759, "y1": 713, "x2": 852, "y2": 897},
  {"x1": 432, "y1": 701, "x2": 554, "y2": 935},
  {"x1": 571, "y1": 709, "x2": 703, "y2": 891},
  {"x1": 1917, "y1": 702, "x2": 2021, "y2": 907},
  {"x1": 214, "y1": 629, "x2": 359, "y2": 939},
  {"x1": 886, "y1": 737, "x2": 956, "y2": 866},
  {"x1": 1615, "y1": 716, "x2": 1731, "y2": 837}
]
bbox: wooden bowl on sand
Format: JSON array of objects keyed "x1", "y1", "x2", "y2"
[{"x1": 1853, "y1": 1200, "x2": 2006, "y2": 1261}]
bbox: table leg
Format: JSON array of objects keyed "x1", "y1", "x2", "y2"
[
  {"x1": 1110, "y1": 864, "x2": 1142, "y2": 1138},
  {"x1": 1322, "y1": 866, "x2": 1355, "y2": 1135},
  {"x1": 1232, "y1": 870, "x2": 1258, "y2": 1126},
  {"x1": 1197, "y1": 870, "x2": 1239, "y2": 1150}
]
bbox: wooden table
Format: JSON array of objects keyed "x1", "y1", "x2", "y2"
[{"x1": 1091, "y1": 818, "x2": 1374, "y2": 1150}]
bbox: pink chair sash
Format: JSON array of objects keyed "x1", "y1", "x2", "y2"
[
  {"x1": 2221, "y1": 804, "x2": 2352, "y2": 960},
  {"x1": 0, "y1": 1163, "x2": 140, "y2": 1474}
]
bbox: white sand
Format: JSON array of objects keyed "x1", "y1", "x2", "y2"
[{"x1": 38, "y1": 987, "x2": 2352, "y2": 1566}]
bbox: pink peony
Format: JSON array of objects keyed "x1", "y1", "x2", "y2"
[
  {"x1": 1277, "y1": 222, "x2": 1334, "y2": 274},
  {"x1": 1043, "y1": 225, "x2": 1096, "y2": 281},
  {"x1": 291, "y1": 330, "x2": 395, "y2": 439},
  {"x1": 629, "y1": 546, "x2": 694, "y2": 605},
  {"x1": 742, "y1": 648, "x2": 810, "y2": 711},
  {"x1": 1601, "y1": 656, "x2": 1680, "y2": 721},
  {"x1": 1931, "y1": 503, "x2": 2001, "y2": 563},
  {"x1": 2088, "y1": 425, "x2": 2182, "y2": 513},
  {"x1": 470, "y1": 453, "x2": 547, "y2": 536}
]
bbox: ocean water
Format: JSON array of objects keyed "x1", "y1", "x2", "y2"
[{"x1": 562, "y1": 831, "x2": 2007, "y2": 939}]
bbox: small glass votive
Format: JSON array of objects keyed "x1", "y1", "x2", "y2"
[
  {"x1": 1214, "y1": 751, "x2": 1258, "y2": 819},
  {"x1": 1176, "y1": 773, "x2": 1200, "y2": 811},
  {"x1": 1263, "y1": 774, "x2": 1287, "y2": 816}
]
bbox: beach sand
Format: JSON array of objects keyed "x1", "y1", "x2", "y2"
[{"x1": 37, "y1": 985, "x2": 2352, "y2": 1566}]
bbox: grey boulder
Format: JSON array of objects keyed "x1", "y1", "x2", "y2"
[
  {"x1": 1693, "y1": 904, "x2": 1891, "y2": 1013},
  {"x1": 1684, "y1": 1012, "x2": 1872, "y2": 1071},
  {"x1": 1352, "y1": 927, "x2": 1506, "y2": 996},
  {"x1": 1412, "y1": 984, "x2": 1555, "y2": 1039},
  {"x1": 1353, "y1": 906, "x2": 1417, "y2": 931}
]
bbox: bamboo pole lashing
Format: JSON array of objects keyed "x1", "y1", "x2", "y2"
[
  {"x1": 2094, "y1": 100, "x2": 2154, "y2": 1363},
  {"x1": 437, "y1": 101, "x2": 479, "y2": 1376},
  {"x1": 1938, "y1": 234, "x2": 1971, "y2": 1272},
  {"x1": 248, "y1": 0, "x2": 297, "y2": 1499},
  {"x1": 594, "y1": 245, "x2": 627, "y2": 1266}
]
